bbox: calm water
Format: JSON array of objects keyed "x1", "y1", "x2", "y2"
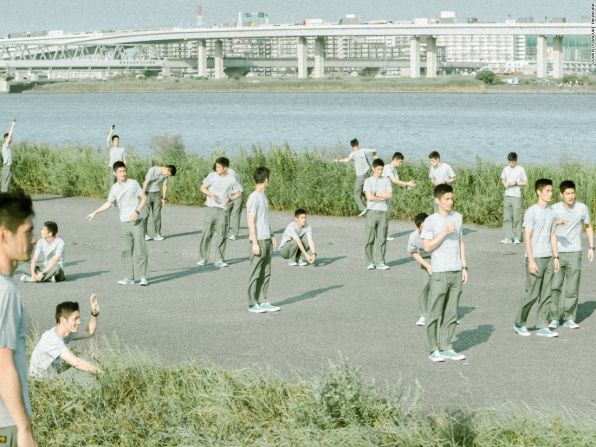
[{"x1": 1, "y1": 92, "x2": 594, "y2": 164}]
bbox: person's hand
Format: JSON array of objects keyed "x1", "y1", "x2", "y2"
[
  {"x1": 111, "y1": 124, "x2": 116, "y2": 130},
  {"x1": 161, "y1": 197, "x2": 168, "y2": 206},
  {"x1": 407, "y1": 181, "x2": 416, "y2": 189},
  {"x1": 90, "y1": 294, "x2": 100, "y2": 316},
  {"x1": 252, "y1": 242, "x2": 260, "y2": 256},
  {"x1": 528, "y1": 260, "x2": 539, "y2": 275},
  {"x1": 33, "y1": 271, "x2": 44, "y2": 282},
  {"x1": 221, "y1": 197, "x2": 229, "y2": 207},
  {"x1": 444, "y1": 223, "x2": 456, "y2": 236},
  {"x1": 129, "y1": 210, "x2": 139, "y2": 221},
  {"x1": 307, "y1": 254, "x2": 315, "y2": 264},
  {"x1": 554, "y1": 258, "x2": 560, "y2": 273},
  {"x1": 85, "y1": 212, "x2": 95, "y2": 222},
  {"x1": 271, "y1": 238, "x2": 277, "y2": 249},
  {"x1": 425, "y1": 265, "x2": 432, "y2": 275},
  {"x1": 555, "y1": 219, "x2": 565, "y2": 226},
  {"x1": 461, "y1": 269, "x2": 468, "y2": 284}
]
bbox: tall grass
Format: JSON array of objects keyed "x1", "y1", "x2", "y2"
[
  {"x1": 29, "y1": 343, "x2": 596, "y2": 446},
  {"x1": 12, "y1": 139, "x2": 596, "y2": 227}
]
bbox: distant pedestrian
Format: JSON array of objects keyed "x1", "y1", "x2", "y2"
[
  {"x1": 29, "y1": 295, "x2": 101, "y2": 377},
  {"x1": 421, "y1": 184, "x2": 468, "y2": 362},
  {"x1": 513, "y1": 178, "x2": 559, "y2": 338},
  {"x1": 246, "y1": 167, "x2": 280, "y2": 314},
  {"x1": 20, "y1": 221, "x2": 65, "y2": 283},
  {"x1": 197, "y1": 157, "x2": 242, "y2": 268},
  {"x1": 0, "y1": 191, "x2": 38, "y2": 446},
  {"x1": 106, "y1": 125, "x2": 126, "y2": 191},
  {"x1": 500, "y1": 152, "x2": 528, "y2": 244},
  {"x1": 142, "y1": 164, "x2": 177, "y2": 241},
  {"x1": 382, "y1": 151, "x2": 416, "y2": 240},
  {"x1": 428, "y1": 151, "x2": 456, "y2": 186},
  {"x1": 279, "y1": 208, "x2": 317, "y2": 267},
  {"x1": 86, "y1": 161, "x2": 149, "y2": 286},
  {"x1": 335, "y1": 138, "x2": 378, "y2": 217},
  {"x1": 363, "y1": 159, "x2": 392, "y2": 270},
  {"x1": 1, "y1": 119, "x2": 16, "y2": 192},
  {"x1": 226, "y1": 164, "x2": 244, "y2": 241},
  {"x1": 407, "y1": 213, "x2": 431, "y2": 326},
  {"x1": 549, "y1": 180, "x2": 593, "y2": 330}
]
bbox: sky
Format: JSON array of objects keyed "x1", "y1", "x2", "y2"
[{"x1": 2, "y1": 1, "x2": 594, "y2": 35}]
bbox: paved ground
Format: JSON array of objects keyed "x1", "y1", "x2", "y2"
[{"x1": 20, "y1": 195, "x2": 596, "y2": 416}]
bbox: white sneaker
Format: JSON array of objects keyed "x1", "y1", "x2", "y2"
[
  {"x1": 500, "y1": 238, "x2": 513, "y2": 244},
  {"x1": 358, "y1": 209, "x2": 367, "y2": 217},
  {"x1": 260, "y1": 302, "x2": 281, "y2": 312},
  {"x1": 145, "y1": 235, "x2": 152, "y2": 241},
  {"x1": 153, "y1": 234, "x2": 164, "y2": 241},
  {"x1": 563, "y1": 320, "x2": 580, "y2": 329},
  {"x1": 196, "y1": 259, "x2": 207, "y2": 266},
  {"x1": 214, "y1": 260, "x2": 229, "y2": 268},
  {"x1": 248, "y1": 304, "x2": 266, "y2": 313},
  {"x1": 118, "y1": 278, "x2": 135, "y2": 285},
  {"x1": 367, "y1": 263, "x2": 375, "y2": 270},
  {"x1": 298, "y1": 259, "x2": 308, "y2": 267},
  {"x1": 386, "y1": 236, "x2": 395, "y2": 241},
  {"x1": 513, "y1": 239, "x2": 521, "y2": 244},
  {"x1": 416, "y1": 316, "x2": 426, "y2": 326},
  {"x1": 429, "y1": 350, "x2": 445, "y2": 363},
  {"x1": 375, "y1": 263, "x2": 390, "y2": 270},
  {"x1": 228, "y1": 234, "x2": 237, "y2": 241},
  {"x1": 139, "y1": 277, "x2": 148, "y2": 286},
  {"x1": 288, "y1": 260, "x2": 298, "y2": 267},
  {"x1": 513, "y1": 324, "x2": 531, "y2": 336},
  {"x1": 20, "y1": 274, "x2": 32, "y2": 283}
]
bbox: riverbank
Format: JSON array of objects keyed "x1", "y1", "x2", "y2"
[
  {"x1": 10, "y1": 76, "x2": 596, "y2": 94},
  {"x1": 11, "y1": 140, "x2": 596, "y2": 227}
]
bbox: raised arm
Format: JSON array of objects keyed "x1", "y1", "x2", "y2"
[
  {"x1": 86, "y1": 200, "x2": 113, "y2": 222},
  {"x1": 6, "y1": 120, "x2": 15, "y2": 141},
  {"x1": 106, "y1": 126, "x2": 114, "y2": 149},
  {"x1": 72, "y1": 294, "x2": 99, "y2": 339},
  {"x1": 334, "y1": 156, "x2": 352, "y2": 163}
]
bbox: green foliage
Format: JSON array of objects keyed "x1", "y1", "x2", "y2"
[
  {"x1": 29, "y1": 344, "x2": 596, "y2": 446},
  {"x1": 11, "y1": 141, "x2": 596, "y2": 227},
  {"x1": 475, "y1": 69, "x2": 502, "y2": 85}
]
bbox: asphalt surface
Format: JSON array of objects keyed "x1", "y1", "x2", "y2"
[{"x1": 19, "y1": 195, "x2": 596, "y2": 416}]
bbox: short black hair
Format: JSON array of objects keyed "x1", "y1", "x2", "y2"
[
  {"x1": 350, "y1": 138, "x2": 359, "y2": 148},
  {"x1": 44, "y1": 221, "x2": 58, "y2": 236},
  {"x1": 166, "y1": 165, "x2": 177, "y2": 176},
  {"x1": 372, "y1": 158, "x2": 384, "y2": 168},
  {"x1": 559, "y1": 180, "x2": 576, "y2": 193},
  {"x1": 294, "y1": 208, "x2": 306, "y2": 217},
  {"x1": 507, "y1": 152, "x2": 518, "y2": 162},
  {"x1": 112, "y1": 161, "x2": 126, "y2": 171},
  {"x1": 55, "y1": 301, "x2": 79, "y2": 323},
  {"x1": 3, "y1": 133, "x2": 8, "y2": 140},
  {"x1": 434, "y1": 183, "x2": 453, "y2": 199},
  {"x1": 392, "y1": 152, "x2": 404, "y2": 161},
  {"x1": 253, "y1": 167, "x2": 270, "y2": 184},
  {"x1": 428, "y1": 151, "x2": 441, "y2": 160},
  {"x1": 414, "y1": 213, "x2": 428, "y2": 229},
  {"x1": 111, "y1": 135, "x2": 119, "y2": 142},
  {"x1": 534, "y1": 178, "x2": 553, "y2": 194},
  {"x1": 0, "y1": 192, "x2": 34, "y2": 233},
  {"x1": 215, "y1": 157, "x2": 229, "y2": 169}
]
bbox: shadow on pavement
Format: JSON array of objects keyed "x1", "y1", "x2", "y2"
[
  {"x1": 149, "y1": 266, "x2": 214, "y2": 285},
  {"x1": 387, "y1": 230, "x2": 411, "y2": 239},
  {"x1": 459, "y1": 305, "x2": 475, "y2": 319},
  {"x1": 387, "y1": 257, "x2": 415, "y2": 267},
  {"x1": 453, "y1": 324, "x2": 495, "y2": 352},
  {"x1": 462, "y1": 228, "x2": 478, "y2": 236},
  {"x1": 66, "y1": 270, "x2": 110, "y2": 281},
  {"x1": 315, "y1": 256, "x2": 346, "y2": 267},
  {"x1": 577, "y1": 300, "x2": 596, "y2": 323},
  {"x1": 64, "y1": 259, "x2": 86, "y2": 268},
  {"x1": 162, "y1": 230, "x2": 201, "y2": 239},
  {"x1": 273, "y1": 284, "x2": 344, "y2": 307}
]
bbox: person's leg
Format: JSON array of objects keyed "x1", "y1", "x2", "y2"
[
  {"x1": 426, "y1": 272, "x2": 448, "y2": 353},
  {"x1": 439, "y1": 272, "x2": 463, "y2": 351},
  {"x1": 248, "y1": 240, "x2": 266, "y2": 307},
  {"x1": 353, "y1": 174, "x2": 367, "y2": 213},
  {"x1": 1, "y1": 165, "x2": 11, "y2": 193},
  {"x1": 535, "y1": 257, "x2": 555, "y2": 327},
  {"x1": 561, "y1": 252, "x2": 582, "y2": 322},
  {"x1": 259, "y1": 240, "x2": 273, "y2": 303},
  {"x1": 214, "y1": 208, "x2": 229, "y2": 261},
  {"x1": 41, "y1": 264, "x2": 64, "y2": 282},
  {"x1": 143, "y1": 192, "x2": 156, "y2": 236},
  {"x1": 279, "y1": 241, "x2": 294, "y2": 260},
  {"x1": 199, "y1": 207, "x2": 217, "y2": 261},
  {"x1": 107, "y1": 166, "x2": 115, "y2": 192},
  {"x1": 0, "y1": 425, "x2": 17, "y2": 447},
  {"x1": 298, "y1": 234, "x2": 310, "y2": 261},
  {"x1": 503, "y1": 196, "x2": 513, "y2": 241},
  {"x1": 550, "y1": 254, "x2": 568, "y2": 322},
  {"x1": 512, "y1": 197, "x2": 523, "y2": 241},
  {"x1": 120, "y1": 223, "x2": 135, "y2": 280},
  {"x1": 514, "y1": 259, "x2": 545, "y2": 327},
  {"x1": 375, "y1": 211, "x2": 388, "y2": 264},
  {"x1": 364, "y1": 211, "x2": 376, "y2": 265},
  {"x1": 132, "y1": 220, "x2": 148, "y2": 279},
  {"x1": 418, "y1": 267, "x2": 431, "y2": 318},
  {"x1": 152, "y1": 192, "x2": 163, "y2": 236},
  {"x1": 228, "y1": 196, "x2": 243, "y2": 237}
]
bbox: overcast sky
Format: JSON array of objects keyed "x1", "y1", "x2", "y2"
[{"x1": 2, "y1": 1, "x2": 593, "y2": 35}]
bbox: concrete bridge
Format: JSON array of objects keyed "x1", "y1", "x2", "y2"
[{"x1": 0, "y1": 22, "x2": 592, "y2": 80}]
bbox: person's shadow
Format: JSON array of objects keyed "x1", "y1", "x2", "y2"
[
  {"x1": 576, "y1": 301, "x2": 596, "y2": 323},
  {"x1": 314, "y1": 256, "x2": 346, "y2": 267},
  {"x1": 274, "y1": 284, "x2": 344, "y2": 307},
  {"x1": 453, "y1": 324, "x2": 495, "y2": 352}
]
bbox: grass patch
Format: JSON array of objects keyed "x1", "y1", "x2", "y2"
[
  {"x1": 11, "y1": 138, "x2": 596, "y2": 227},
  {"x1": 29, "y1": 343, "x2": 596, "y2": 446}
]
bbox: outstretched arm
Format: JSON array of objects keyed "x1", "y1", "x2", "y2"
[
  {"x1": 6, "y1": 120, "x2": 15, "y2": 140},
  {"x1": 60, "y1": 350, "x2": 100, "y2": 373},
  {"x1": 86, "y1": 200, "x2": 113, "y2": 222}
]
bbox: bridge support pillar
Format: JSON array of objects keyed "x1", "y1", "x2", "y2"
[
  {"x1": 536, "y1": 35, "x2": 547, "y2": 79},
  {"x1": 426, "y1": 36, "x2": 437, "y2": 78},
  {"x1": 409, "y1": 36, "x2": 420, "y2": 78},
  {"x1": 314, "y1": 37, "x2": 325, "y2": 78},
  {"x1": 197, "y1": 39, "x2": 207, "y2": 77},
  {"x1": 214, "y1": 39, "x2": 224, "y2": 79},
  {"x1": 553, "y1": 35, "x2": 563, "y2": 79},
  {"x1": 297, "y1": 37, "x2": 308, "y2": 79},
  {"x1": 0, "y1": 79, "x2": 8, "y2": 94}
]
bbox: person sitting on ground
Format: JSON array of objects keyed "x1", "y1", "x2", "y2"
[
  {"x1": 29, "y1": 295, "x2": 101, "y2": 377},
  {"x1": 279, "y1": 208, "x2": 317, "y2": 267},
  {"x1": 20, "y1": 221, "x2": 65, "y2": 283}
]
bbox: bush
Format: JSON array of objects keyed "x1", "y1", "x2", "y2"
[{"x1": 475, "y1": 69, "x2": 502, "y2": 85}]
